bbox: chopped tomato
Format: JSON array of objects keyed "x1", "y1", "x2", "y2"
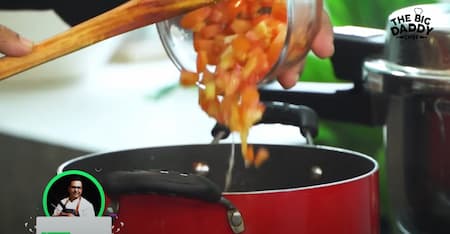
[
  {"x1": 231, "y1": 35, "x2": 251, "y2": 62},
  {"x1": 180, "y1": 7, "x2": 211, "y2": 30},
  {"x1": 245, "y1": 145, "x2": 255, "y2": 167},
  {"x1": 193, "y1": 35, "x2": 214, "y2": 52},
  {"x1": 200, "y1": 24, "x2": 224, "y2": 39},
  {"x1": 179, "y1": 0, "x2": 289, "y2": 168},
  {"x1": 254, "y1": 147, "x2": 270, "y2": 168},
  {"x1": 226, "y1": 0, "x2": 247, "y2": 19},
  {"x1": 241, "y1": 86, "x2": 260, "y2": 107},
  {"x1": 208, "y1": 8, "x2": 227, "y2": 23},
  {"x1": 196, "y1": 50, "x2": 208, "y2": 73},
  {"x1": 267, "y1": 28, "x2": 286, "y2": 65},
  {"x1": 179, "y1": 69, "x2": 198, "y2": 87},
  {"x1": 230, "y1": 19, "x2": 252, "y2": 34},
  {"x1": 271, "y1": 1, "x2": 287, "y2": 22}
]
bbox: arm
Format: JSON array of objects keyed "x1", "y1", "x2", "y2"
[
  {"x1": 1, "y1": 1, "x2": 334, "y2": 88},
  {"x1": 52, "y1": 203, "x2": 63, "y2": 216},
  {"x1": 0, "y1": 0, "x2": 126, "y2": 56},
  {"x1": 79, "y1": 199, "x2": 96, "y2": 217}
]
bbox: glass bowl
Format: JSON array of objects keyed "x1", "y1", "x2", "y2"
[{"x1": 156, "y1": 0, "x2": 322, "y2": 83}]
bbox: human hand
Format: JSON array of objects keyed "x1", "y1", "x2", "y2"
[
  {"x1": 277, "y1": 10, "x2": 334, "y2": 89},
  {"x1": 0, "y1": 24, "x2": 33, "y2": 56}
]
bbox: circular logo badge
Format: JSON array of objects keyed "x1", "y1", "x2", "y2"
[{"x1": 42, "y1": 170, "x2": 105, "y2": 217}]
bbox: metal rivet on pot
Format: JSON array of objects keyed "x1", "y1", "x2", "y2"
[
  {"x1": 311, "y1": 166, "x2": 323, "y2": 179},
  {"x1": 230, "y1": 211, "x2": 243, "y2": 226},
  {"x1": 94, "y1": 168, "x2": 103, "y2": 173},
  {"x1": 227, "y1": 209, "x2": 245, "y2": 233},
  {"x1": 193, "y1": 162, "x2": 210, "y2": 176}
]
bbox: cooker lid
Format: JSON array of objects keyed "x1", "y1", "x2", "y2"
[
  {"x1": 364, "y1": 3, "x2": 450, "y2": 94},
  {"x1": 385, "y1": 4, "x2": 450, "y2": 70},
  {"x1": 364, "y1": 59, "x2": 450, "y2": 95}
]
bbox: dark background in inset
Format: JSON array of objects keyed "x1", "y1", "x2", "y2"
[{"x1": 46, "y1": 172, "x2": 102, "y2": 216}]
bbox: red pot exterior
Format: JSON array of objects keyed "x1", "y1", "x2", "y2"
[{"x1": 112, "y1": 171, "x2": 379, "y2": 234}]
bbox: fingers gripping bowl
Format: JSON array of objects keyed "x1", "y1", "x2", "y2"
[
  {"x1": 156, "y1": 0, "x2": 323, "y2": 165},
  {"x1": 156, "y1": 0, "x2": 322, "y2": 82}
]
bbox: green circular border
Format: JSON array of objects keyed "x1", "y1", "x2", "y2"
[{"x1": 42, "y1": 170, "x2": 105, "y2": 217}]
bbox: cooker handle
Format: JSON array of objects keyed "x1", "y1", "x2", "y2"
[
  {"x1": 104, "y1": 170, "x2": 245, "y2": 233},
  {"x1": 332, "y1": 26, "x2": 385, "y2": 86},
  {"x1": 212, "y1": 101, "x2": 318, "y2": 143},
  {"x1": 258, "y1": 26, "x2": 388, "y2": 125}
]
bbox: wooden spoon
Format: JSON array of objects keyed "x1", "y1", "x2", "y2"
[{"x1": 0, "y1": 0, "x2": 217, "y2": 81}]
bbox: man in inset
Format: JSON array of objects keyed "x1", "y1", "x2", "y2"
[{"x1": 52, "y1": 176, "x2": 95, "y2": 217}]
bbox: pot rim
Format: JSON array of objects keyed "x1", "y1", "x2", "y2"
[
  {"x1": 57, "y1": 143, "x2": 378, "y2": 195},
  {"x1": 225, "y1": 144, "x2": 378, "y2": 195}
]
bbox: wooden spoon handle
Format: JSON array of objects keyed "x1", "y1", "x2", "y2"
[{"x1": 0, "y1": 0, "x2": 215, "y2": 81}]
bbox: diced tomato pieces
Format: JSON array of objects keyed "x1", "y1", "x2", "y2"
[
  {"x1": 241, "y1": 86, "x2": 260, "y2": 107},
  {"x1": 231, "y1": 35, "x2": 251, "y2": 62},
  {"x1": 245, "y1": 145, "x2": 255, "y2": 167},
  {"x1": 179, "y1": 0, "x2": 289, "y2": 167},
  {"x1": 196, "y1": 50, "x2": 208, "y2": 73},
  {"x1": 218, "y1": 45, "x2": 235, "y2": 71},
  {"x1": 179, "y1": 69, "x2": 198, "y2": 87},
  {"x1": 204, "y1": 82, "x2": 216, "y2": 100},
  {"x1": 208, "y1": 7, "x2": 227, "y2": 23},
  {"x1": 254, "y1": 147, "x2": 270, "y2": 168},
  {"x1": 268, "y1": 26, "x2": 286, "y2": 63},
  {"x1": 180, "y1": 7, "x2": 211, "y2": 30},
  {"x1": 226, "y1": 0, "x2": 247, "y2": 19},
  {"x1": 230, "y1": 19, "x2": 252, "y2": 34},
  {"x1": 200, "y1": 24, "x2": 223, "y2": 39},
  {"x1": 260, "y1": 0, "x2": 274, "y2": 7},
  {"x1": 271, "y1": 1, "x2": 287, "y2": 22},
  {"x1": 241, "y1": 54, "x2": 258, "y2": 79}
]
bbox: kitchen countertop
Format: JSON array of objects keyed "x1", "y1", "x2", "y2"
[{"x1": 0, "y1": 58, "x2": 305, "y2": 153}]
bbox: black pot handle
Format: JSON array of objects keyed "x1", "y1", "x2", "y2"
[
  {"x1": 260, "y1": 102, "x2": 318, "y2": 138},
  {"x1": 211, "y1": 101, "x2": 318, "y2": 143},
  {"x1": 103, "y1": 170, "x2": 245, "y2": 234},
  {"x1": 104, "y1": 169, "x2": 221, "y2": 202}
]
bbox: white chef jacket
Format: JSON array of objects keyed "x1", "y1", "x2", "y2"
[{"x1": 52, "y1": 197, "x2": 95, "y2": 217}]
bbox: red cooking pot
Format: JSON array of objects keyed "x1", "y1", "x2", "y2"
[{"x1": 57, "y1": 104, "x2": 379, "y2": 234}]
